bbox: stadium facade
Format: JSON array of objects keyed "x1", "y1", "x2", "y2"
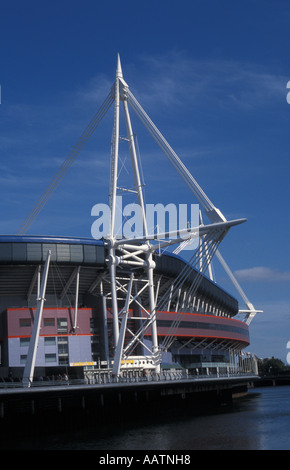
[
  {"x1": 0, "y1": 235, "x2": 252, "y2": 380},
  {"x1": 0, "y1": 56, "x2": 259, "y2": 384}
]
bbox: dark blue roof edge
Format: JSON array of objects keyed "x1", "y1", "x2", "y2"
[
  {"x1": 0, "y1": 235, "x2": 236, "y2": 304},
  {"x1": 0, "y1": 235, "x2": 105, "y2": 246},
  {"x1": 158, "y1": 249, "x2": 237, "y2": 304}
]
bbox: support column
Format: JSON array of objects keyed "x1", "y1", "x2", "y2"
[
  {"x1": 73, "y1": 266, "x2": 80, "y2": 331},
  {"x1": 122, "y1": 98, "x2": 148, "y2": 236},
  {"x1": 22, "y1": 250, "x2": 51, "y2": 387},
  {"x1": 147, "y1": 254, "x2": 160, "y2": 373},
  {"x1": 108, "y1": 253, "x2": 119, "y2": 348},
  {"x1": 112, "y1": 273, "x2": 134, "y2": 376}
]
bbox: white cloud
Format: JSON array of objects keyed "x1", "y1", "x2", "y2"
[
  {"x1": 234, "y1": 266, "x2": 290, "y2": 282},
  {"x1": 130, "y1": 51, "x2": 287, "y2": 112},
  {"x1": 74, "y1": 74, "x2": 113, "y2": 109},
  {"x1": 248, "y1": 300, "x2": 290, "y2": 361}
]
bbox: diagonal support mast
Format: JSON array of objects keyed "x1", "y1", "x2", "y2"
[
  {"x1": 18, "y1": 92, "x2": 114, "y2": 235},
  {"x1": 125, "y1": 72, "x2": 260, "y2": 328},
  {"x1": 127, "y1": 90, "x2": 226, "y2": 224},
  {"x1": 215, "y1": 250, "x2": 263, "y2": 325},
  {"x1": 22, "y1": 250, "x2": 51, "y2": 387},
  {"x1": 108, "y1": 57, "x2": 122, "y2": 348}
]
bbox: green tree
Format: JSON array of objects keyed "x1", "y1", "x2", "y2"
[{"x1": 258, "y1": 357, "x2": 289, "y2": 376}]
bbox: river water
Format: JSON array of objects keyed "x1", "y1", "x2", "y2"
[{"x1": 2, "y1": 386, "x2": 290, "y2": 450}]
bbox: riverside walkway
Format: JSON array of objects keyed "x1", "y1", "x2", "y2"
[
  {"x1": 0, "y1": 371, "x2": 260, "y2": 437},
  {"x1": 0, "y1": 370, "x2": 259, "y2": 394}
]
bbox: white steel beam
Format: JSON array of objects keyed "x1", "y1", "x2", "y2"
[
  {"x1": 216, "y1": 250, "x2": 262, "y2": 325},
  {"x1": 22, "y1": 250, "x2": 51, "y2": 387},
  {"x1": 109, "y1": 58, "x2": 122, "y2": 348},
  {"x1": 73, "y1": 266, "x2": 81, "y2": 331},
  {"x1": 60, "y1": 266, "x2": 80, "y2": 300},
  {"x1": 127, "y1": 90, "x2": 227, "y2": 224},
  {"x1": 123, "y1": 98, "x2": 148, "y2": 237},
  {"x1": 112, "y1": 273, "x2": 134, "y2": 376},
  {"x1": 114, "y1": 218, "x2": 246, "y2": 248},
  {"x1": 27, "y1": 265, "x2": 41, "y2": 302}
]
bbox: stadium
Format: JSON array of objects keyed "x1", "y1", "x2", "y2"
[
  {"x1": 0, "y1": 56, "x2": 259, "y2": 385},
  {"x1": 0, "y1": 234, "x2": 252, "y2": 381}
]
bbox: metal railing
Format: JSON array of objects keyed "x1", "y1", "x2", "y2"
[{"x1": 0, "y1": 369, "x2": 258, "y2": 390}]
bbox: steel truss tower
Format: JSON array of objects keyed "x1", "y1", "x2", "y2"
[{"x1": 106, "y1": 55, "x2": 249, "y2": 375}]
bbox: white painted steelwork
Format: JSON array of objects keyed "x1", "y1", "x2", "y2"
[
  {"x1": 22, "y1": 250, "x2": 51, "y2": 387},
  {"x1": 106, "y1": 55, "x2": 251, "y2": 374},
  {"x1": 215, "y1": 250, "x2": 263, "y2": 325}
]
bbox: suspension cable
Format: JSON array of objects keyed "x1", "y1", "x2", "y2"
[
  {"x1": 123, "y1": 228, "x2": 226, "y2": 359},
  {"x1": 17, "y1": 90, "x2": 114, "y2": 235},
  {"x1": 160, "y1": 232, "x2": 223, "y2": 351}
]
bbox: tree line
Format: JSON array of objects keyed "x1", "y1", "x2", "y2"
[{"x1": 258, "y1": 357, "x2": 290, "y2": 376}]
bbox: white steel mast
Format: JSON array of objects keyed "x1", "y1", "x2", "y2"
[
  {"x1": 23, "y1": 250, "x2": 51, "y2": 387},
  {"x1": 108, "y1": 55, "x2": 251, "y2": 375},
  {"x1": 109, "y1": 55, "x2": 160, "y2": 372},
  {"x1": 108, "y1": 56, "x2": 121, "y2": 348}
]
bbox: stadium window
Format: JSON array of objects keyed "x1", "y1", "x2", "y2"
[
  {"x1": 20, "y1": 354, "x2": 27, "y2": 364},
  {"x1": 58, "y1": 336, "x2": 69, "y2": 365},
  {"x1": 45, "y1": 353, "x2": 57, "y2": 363},
  {"x1": 57, "y1": 318, "x2": 68, "y2": 334},
  {"x1": 44, "y1": 337, "x2": 56, "y2": 346},
  {"x1": 44, "y1": 318, "x2": 55, "y2": 327}
]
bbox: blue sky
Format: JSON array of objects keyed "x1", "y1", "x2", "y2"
[{"x1": 1, "y1": 0, "x2": 290, "y2": 361}]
